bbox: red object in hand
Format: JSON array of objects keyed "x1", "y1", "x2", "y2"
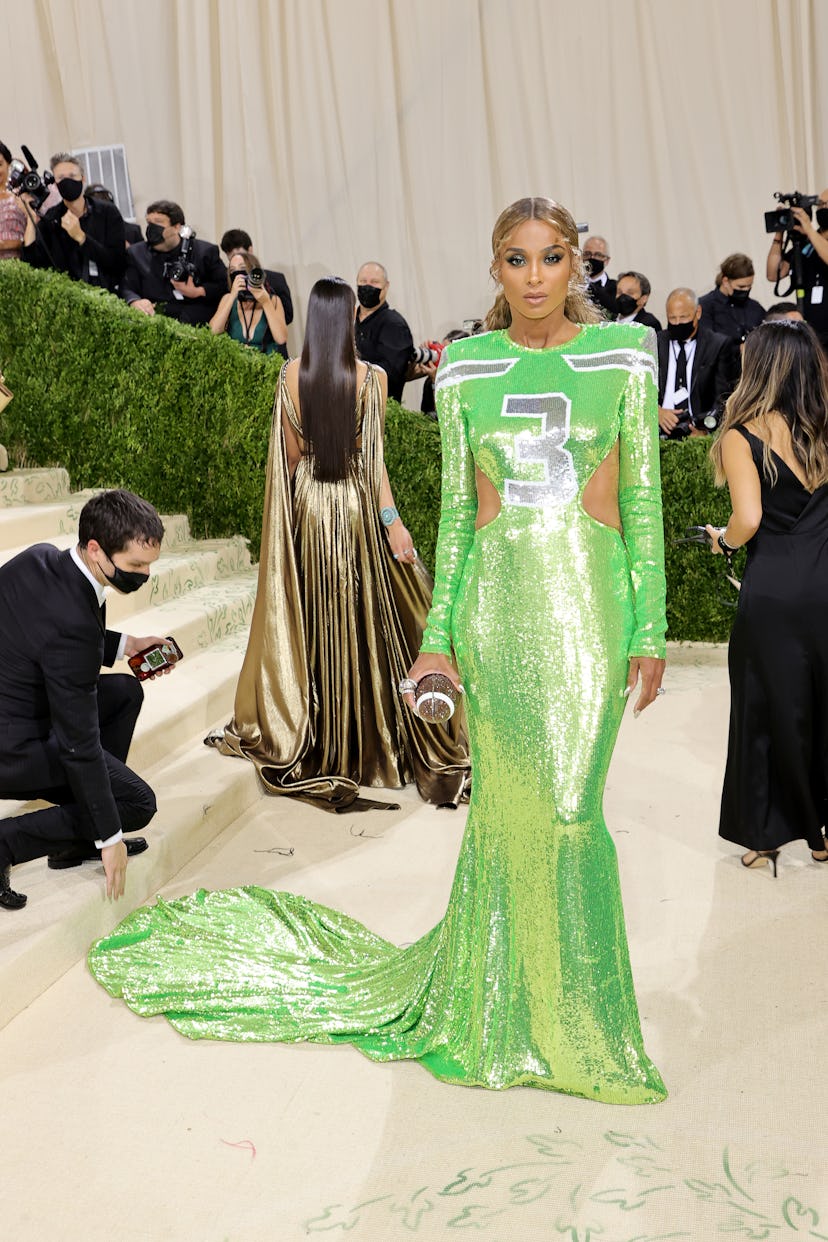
[{"x1": 128, "y1": 637, "x2": 184, "y2": 681}]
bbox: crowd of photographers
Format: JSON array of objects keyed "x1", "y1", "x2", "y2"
[{"x1": 2, "y1": 143, "x2": 827, "y2": 440}]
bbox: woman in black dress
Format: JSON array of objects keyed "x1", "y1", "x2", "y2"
[{"x1": 706, "y1": 319, "x2": 828, "y2": 875}]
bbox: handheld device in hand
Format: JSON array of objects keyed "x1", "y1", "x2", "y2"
[{"x1": 128, "y1": 637, "x2": 183, "y2": 681}]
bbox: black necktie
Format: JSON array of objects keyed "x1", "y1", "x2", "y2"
[{"x1": 675, "y1": 342, "x2": 688, "y2": 393}]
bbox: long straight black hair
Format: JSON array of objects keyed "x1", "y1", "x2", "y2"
[
  {"x1": 298, "y1": 277, "x2": 358, "y2": 482},
  {"x1": 711, "y1": 319, "x2": 828, "y2": 491}
]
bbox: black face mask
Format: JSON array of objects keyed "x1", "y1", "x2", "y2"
[
  {"x1": 100, "y1": 550, "x2": 150, "y2": 595},
  {"x1": 729, "y1": 288, "x2": 751, "y2": 305},
  {"x1": 667, "y1": 320, "x2": 695, "y2": 343},
  {"x1": 615, "y1": 293, "x2": 639, "y2": 317},
  {"x1": 816, "y1": 207, "x2": 828, "y2": 231},
  {"x1": 145, "y1": 222, "x2": 166, "y2": 248},
  {"x1": 357, "y1": 284, "x2": 382, "y2": 309},
  {"x1": 586, "y1": 257, "x2": 605, "y2": 277},
  {"x1": 57, "y1": 177, "x2": 84, "y2": 203}
]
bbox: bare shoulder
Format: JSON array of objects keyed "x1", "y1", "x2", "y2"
[
  {"x1": 721, "y1": 425, "x2": 750, "y2": 444},
  {"x1": 720, "y1": 427, "x2": 756, "y2": 469},
  {"x1": 283, "y1": 357, "x2": 300, "y2": 398},
  {"x1": 365, "y1": 361, "x2": 388, "y2": 396}
]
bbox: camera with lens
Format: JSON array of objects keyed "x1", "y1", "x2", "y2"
[
  {"x1": 694, "y1": 406, "x2": 723, "y2": 434},
  {"x1": 237, "y1": 266, "x2": 265, "y2": 302},
  {"x1": 162, "y1": 225, "x2": 198, "y2": 282},
  {"x1": 411, "y1": 341, "x2": 445, "y2": 368},
  {"x1": 5, "y1": 145, "x2": 55, "y2": 212},
  {"x1": 764, "y1": 190, "x2": 821, "y2": 234}
]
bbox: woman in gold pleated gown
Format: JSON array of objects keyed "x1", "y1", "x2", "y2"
[{"x1": 208, "y1": 276, "x2": 469, "y2": 809}]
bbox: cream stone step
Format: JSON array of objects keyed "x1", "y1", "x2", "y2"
[
  {"x1": 0, "y1": 730, "x2": 265, "y2": 1032},
  {"x1": 0, "y1": 466, "x2": 72, "y2": 508},
  {"x1": 105, "y1": 572, "x2": 257, "y2": 663},
  {"x1": 0, "y1": 490, "x2": 99, "y2": 548},
  {"x1": 104, "y1": 536, "x2": 253, "y2": 625},
  {"x1": 0, "y1": 511, "x2": 194, "y2": 567},
  {"x1": 0, "y1": 505, "x2": 194, "y2": 560},
  {"x1": 107, "y1": 630, "x2": 250, "y2": 774},
  {"x1": 0, "y1": 533, "x2": 254, "y2": 629}
]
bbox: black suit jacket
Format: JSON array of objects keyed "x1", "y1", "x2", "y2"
[
  {"x1": 657, "y1": 328, "x2": 737, "y2": 435},
  {"x1": 0, "y1": 545, "x2": 123, "y2": 840},
  {"x1": 588, "y1": 276, "x2": 617, "y2": 315},
  {"x1": 121, "y1": 237, "x2": 227, "y2": 325},
  {"x1": 614, "y1": 308, "x2": 663, "y2": 332},
  {"x1": 22, "y1": 197, "x2": 126, "y2": 292}
]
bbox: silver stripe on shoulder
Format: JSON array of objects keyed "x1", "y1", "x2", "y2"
[
  {"x1": 562, "y1": 349, "x2": 658, "y2": 382},
  {"x1": 435, "y1": 357, "x2": 519, "y2": 392}
]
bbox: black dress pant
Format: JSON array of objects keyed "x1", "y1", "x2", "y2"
[{"x1": 0, "y1": 675, "x2": 156, "y2": 867}]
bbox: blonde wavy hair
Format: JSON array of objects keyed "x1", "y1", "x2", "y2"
[
  {"x1": 485, "y1": 197, "x2": 601, "y2": 331},
  {"x1": 710, "y1": 319, "x2": 828, "y2": 491}
]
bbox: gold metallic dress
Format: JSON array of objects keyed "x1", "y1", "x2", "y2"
[
  {"x1": 209, "y1": 363, "x2": 468, "y2": 809},
  {"x1": 89, "y1": 324, "x2": 667, "y2": 1104}
]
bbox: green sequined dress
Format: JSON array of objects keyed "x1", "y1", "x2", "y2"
[{"x1": 89, "y1": 322, "x2": 667, "y2": 1105}]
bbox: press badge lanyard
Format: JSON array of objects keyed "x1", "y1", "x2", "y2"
[{"x1": 803, "y1": 243, "x2": 824, "y2": 305}]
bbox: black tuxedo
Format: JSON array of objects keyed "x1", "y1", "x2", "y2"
[
  {"x1": 633, "y1": 308, "x2": 663, "y2": 332},
  {"x1": 656, "y1": 328, "x2": 738, "y2": 438},
  {"x1": 0, "y1": 545, "x2": 156, "y2": 869}
]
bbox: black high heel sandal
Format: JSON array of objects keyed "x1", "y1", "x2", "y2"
[{"x1": 741, "y1": 849, "x2": 781, "y2": 878}]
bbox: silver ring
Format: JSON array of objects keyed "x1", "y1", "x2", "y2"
[
  {"x1": 398, "y1": 678, "x2": 418, "y2": 694},
  {"x1": 656, "y1": 687, "x2": 666, "y2": 696}
]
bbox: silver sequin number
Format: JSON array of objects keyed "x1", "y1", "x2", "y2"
[{"x1": 503, "y1": 393, "x2": 577, "y2": 507}]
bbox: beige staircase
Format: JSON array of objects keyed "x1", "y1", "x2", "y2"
[{"x1": 0, "y1": 467, "x2": 267, "y2": 1028}]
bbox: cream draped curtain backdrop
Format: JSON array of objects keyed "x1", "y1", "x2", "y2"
[{"x1": 1, "y1": 0, "x2": 826, "y2": 350}]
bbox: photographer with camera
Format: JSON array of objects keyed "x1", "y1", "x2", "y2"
[
  {"x1": 766, "y1": 187, "x2": 828, "y2": 348},
  {"x1": 354, "y1": 261, "x2": 414, "y2": 401},
  {"x1": 415, "y1": 329, "x2": 471, "y2": 417},
  {"x1": 220, "y1": 229, "x2": 293, "y2": 344},
  {"x1": 209, "y1": 250, "x2": 287, "y2": 355},
  {"x1": 16, "y1": 152, "x2": 126, "y2": 291},
  {"x1": 656, "y1": 288, "x2": 737, "y2": 440},
  {"x1": 121, "y1": 200, "x2": 226, "y2": 326}
]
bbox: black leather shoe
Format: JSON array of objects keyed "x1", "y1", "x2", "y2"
[
  {"x1": 47, "y1": 837, "x2": 150, "y2": 870},
  {"x1": 1, "y1": 865, "x2": 27, "y2": 910}
]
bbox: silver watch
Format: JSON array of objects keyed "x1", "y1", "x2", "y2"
[{"x1": 380, "y1": 506, "x2": 400, "y2": 527}]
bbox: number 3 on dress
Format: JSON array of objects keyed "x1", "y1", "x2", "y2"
[{"x1": 502, "y1": 393, "x2": 577, "y2": 507}]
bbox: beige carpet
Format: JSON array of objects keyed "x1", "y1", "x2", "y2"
[{"x1": 4, "y1": 645, "x2": 828, "y2": 1241}]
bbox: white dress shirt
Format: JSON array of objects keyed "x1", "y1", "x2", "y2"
[
  {"x1": 662, "y1": 338, "x2": 698, "y2": 414},
  {"x1": 70, "y1": 544, "x2": 127, "y2": 848}
]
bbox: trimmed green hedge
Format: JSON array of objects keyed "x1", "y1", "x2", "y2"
[{"x1": 0, "y1": 262, "x2": 737, "y2": 640}]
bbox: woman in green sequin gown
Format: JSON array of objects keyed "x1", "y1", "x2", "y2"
[{"x1": 89, "y1": 199, "x2": 667, "y2": 1105}]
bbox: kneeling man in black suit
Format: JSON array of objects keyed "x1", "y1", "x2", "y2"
[{"x1": 0, "y1": 489, "x2": 175, "y2": 910}]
